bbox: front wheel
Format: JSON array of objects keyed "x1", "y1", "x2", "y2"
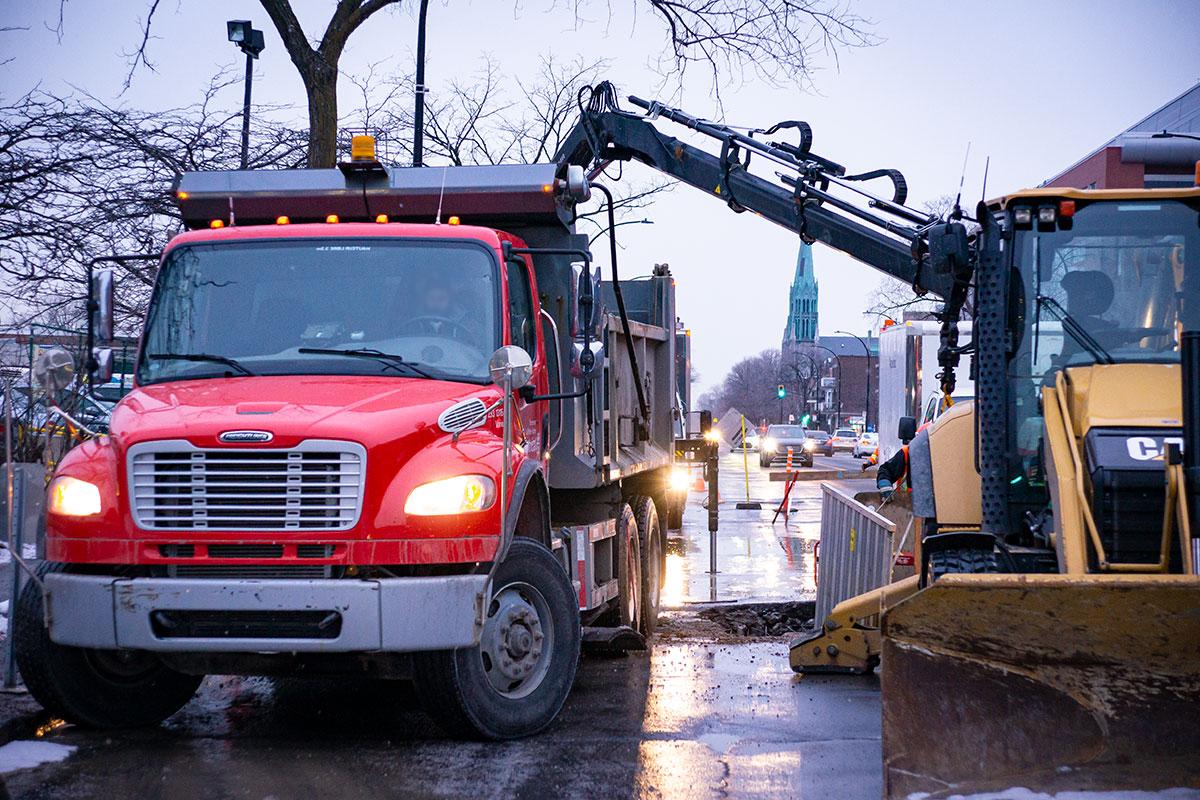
[
  {"x1": 14, "y1": 563, "x2": 202, "y2": 728},
  {"x1": 413, "y1": 538, "x2": 580, "y2": 739}
]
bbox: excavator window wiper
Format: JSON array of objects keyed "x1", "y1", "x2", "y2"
[
  {"x1": 1034, "y1": 296, "x2": 1115, "y2": 365},
  {"x1": 298, "y1": 347, "x2": 435, "y2": 379},
  {"x1": 146, "y1": 352, "x2": 255, "y2": 376}
]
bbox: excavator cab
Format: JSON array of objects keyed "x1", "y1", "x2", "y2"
[{"x1": 879, "y1": 188, "x2": 1200, "y2": 796}]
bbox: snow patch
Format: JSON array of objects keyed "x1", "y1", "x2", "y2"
[
  {"x1": 907, "y1": 789, "x2": 1200, "y2": 800},
  {"x1": 0, "y1": 740, "x2": 76, "y2": 773}
]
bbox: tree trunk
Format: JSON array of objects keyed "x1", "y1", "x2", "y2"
[{"x1": 305, "y1": 61, "x2": 339, "y2": 168}]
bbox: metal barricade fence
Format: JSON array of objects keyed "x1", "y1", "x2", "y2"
[{"x1": 814, "y1": 482, "x2": 897, "y2": 627}]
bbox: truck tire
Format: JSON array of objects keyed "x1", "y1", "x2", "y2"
[
  {"x1": 929, "y1": 547, "x2": 998, "y2": 580},
  {"x1": 615, "y1": 502, "x2": 641, "y2": 631},
  {"x1": 14, "y1": 563, "x2": 203, "y2": 728},
  {"x1": 634, "y1": 496, "x2": 662, "y2": 638},
  {"x1": 413, "y1": 538, "x2": 580, "y2": 740}
]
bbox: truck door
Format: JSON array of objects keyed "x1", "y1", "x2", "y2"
[{"x1": 505, "y1": 257, "x2": 546, "y2": 459}]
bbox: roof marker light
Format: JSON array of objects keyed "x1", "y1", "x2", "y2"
[
  {"x1": 176, "y1": 191, "x2": 189, "y2": 200},
  {"x1": 209, "y1": 219, "x2": 225, "y2": 229},
  {"x1": 541, "y1": 184, "x2": 554, "y2": 194},
  {"x1": 447, "y1": 216, "x2": 461, "y2": 225},
  {"x1": 375, "y1": 214, "x2": 389, "y2": 224},
  {"x1": 325, "y1": 214, "x2": 340, "y2": 224},
  {"x1": 350, "y1": 135, "x2": 376, "y2": 162},
  {"x1": 275, "y1": 216, "x2": 290, "y2": 225}
]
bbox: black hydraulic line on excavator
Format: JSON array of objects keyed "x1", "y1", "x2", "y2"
[{"x1": 556, "y1": 84, "x2": 976, "y2": 399}]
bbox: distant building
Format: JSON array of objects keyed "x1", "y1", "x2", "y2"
[
  {"x1": 1045, "y1": 81, "x2": 1200, "y2": 189},
  {"x1": 781, "y1": 243, "x2": 818, "y2": 354}
]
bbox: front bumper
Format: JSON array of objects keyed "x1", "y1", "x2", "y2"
[{"x1": 44, "y1": 573, "x2": 487, "y2": 653}]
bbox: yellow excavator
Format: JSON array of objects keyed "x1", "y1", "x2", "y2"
[
  {"x1": 559, "y1": 86, "x2": 1199, "y2": 796},
  {"x1": 791, "y1": 185, "x2": 1200, "y2": 796}
]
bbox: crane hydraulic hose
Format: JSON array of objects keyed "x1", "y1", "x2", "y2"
[{"x1": 591, "y1": 182, "x2": 651, "y2": 440}]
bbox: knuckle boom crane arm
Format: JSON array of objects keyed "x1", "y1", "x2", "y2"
[{"x1": 556, "y1": 83, "x2": 977, "y2": 399}]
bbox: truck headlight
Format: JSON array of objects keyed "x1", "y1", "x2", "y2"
[
  {"x1": 669, "y1": 466, "x2": 690, "y2": 492},
  {"x1": 404, "y1": 474, "x2": 496, "y2": 516},
  {"x1": 48, "y1": 476, "x2": 102, "y2": 517}
]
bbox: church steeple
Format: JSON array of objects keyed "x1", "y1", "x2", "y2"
[{"x1": 782, "y1": 243, "x2": 818, "y2": 348}]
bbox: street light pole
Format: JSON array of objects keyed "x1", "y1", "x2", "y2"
[
  {"x1": 413, "y1": 0, "x2": 431, "y2": 167},
  {"x1": 226, "y1": 21, "x2": 265, "y2": 170},
  {"x1": 803, "y1": 344, "x2": 842, "y2": 429},
  {"x1": 239, "y1": 51, "x2": 253, "y2": 170},
  {"x1": 836, "y1": 330, "x2": 873, "y2": 432}
]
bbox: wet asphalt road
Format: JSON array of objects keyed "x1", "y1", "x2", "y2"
[{"x1": 2, "y1": 452, "x2": 885, "y2": 799}]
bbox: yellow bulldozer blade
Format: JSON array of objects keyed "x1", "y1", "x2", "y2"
[{"x1": 881, "y1": 574, "x2": 1200, "y2": 798}]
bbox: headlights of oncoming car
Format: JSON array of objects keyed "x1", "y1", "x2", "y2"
[
  {"x1": 47, "y1": 476, "x2": 102, "y2": 517},
  {"x1": 404, "y1": 474, "x2": 497, "y2": 516}
]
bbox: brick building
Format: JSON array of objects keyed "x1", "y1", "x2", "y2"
[{"x1": 1045, "y1": 81, "x2": 1200, "y2": 190}]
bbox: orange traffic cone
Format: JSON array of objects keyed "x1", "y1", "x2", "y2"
[{"x1": 692, "y1": 474, "x2": 706, "y2": 492}]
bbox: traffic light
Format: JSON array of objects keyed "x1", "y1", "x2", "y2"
[
  {"x1": 776, "y1": 384, "x2": 786, "y2": 399},
  {"x1": 800, "y1": 414, "x2": 811, "y2": 426}
]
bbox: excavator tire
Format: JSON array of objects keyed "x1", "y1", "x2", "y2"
[{"x1": 928, "y1": 547, "x2": 997, "y2": 580}]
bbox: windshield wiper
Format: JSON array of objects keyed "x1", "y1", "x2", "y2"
[
  {"x1": 1035, "y1": 296, "x2": 1115, "y2": 365},
  {"x1": 298, "y1": 347, "x2": 435, "y2": 379},
  {"x1": 147, "y1": 352, "x2": 255, "y2": 376}
]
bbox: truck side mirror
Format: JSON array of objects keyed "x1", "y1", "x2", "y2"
[
  {"x1": 489, "y1": 345, "x2": 534, "y2": 389},
  {"x1": 91, "y1": 268, "x2": 115, "y2": 345},
  {"x1": 33, "y1": 347, "x2": 76, "y2": 396},
  {"x1": 571, "y1": 264, "x2": 603, "y2": 339},
  {"x1": 569, "y1": 340, "x2": 603, "y2": 380},
  {"x1": 898, "y1": 415, "x2": 917, "y2": 444}
]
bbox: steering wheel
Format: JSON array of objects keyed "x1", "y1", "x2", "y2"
[{"x1": 399, "y1": 316, "x2": 476, "y2": 340}]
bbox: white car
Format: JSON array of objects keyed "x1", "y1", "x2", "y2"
[{"x1": 853, "y1": 431, "x2": 878, "y2": 458}]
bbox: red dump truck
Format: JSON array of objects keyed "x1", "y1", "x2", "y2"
[{"x1": 16, "y1": 142, "x2": 687, "y2": 738}]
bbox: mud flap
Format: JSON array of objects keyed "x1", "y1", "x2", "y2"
[{"x1": 881, "y1": 574, "x2": 1200, "y2": 798}]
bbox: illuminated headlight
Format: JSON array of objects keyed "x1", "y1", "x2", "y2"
[
  {"x1": 404, "y1": 474, "x2": 496, "y2": 516},
  {"x1": 47, "y1": 476, "x2": 102, "y2": 517},
  {"x1": 804, "y1": 440, "x2": 816, "y2": 451},
  {"x1": 703, "y1": 429, "x2": 721, "y2": 443},
  {"x1": 762, "y1": 438, "x2": 778, "y2": 453},
  {"x1": 669, "y1": 466, "x2": 690, "y2": 493}
]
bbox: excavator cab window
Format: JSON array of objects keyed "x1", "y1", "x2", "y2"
[{"x1": 1004, "y1": 197, "x2": 1200, "y2": 510}]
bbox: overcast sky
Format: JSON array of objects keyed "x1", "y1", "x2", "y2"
[{"x1": 4, "y1": 1, "x2": 1199, "y2": 394}]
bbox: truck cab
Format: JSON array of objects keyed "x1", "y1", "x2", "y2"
[{"x1": 18, "y1": 155, "x2": 682, "y2": 739}]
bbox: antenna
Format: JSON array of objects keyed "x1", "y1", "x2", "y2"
[
  {"x1": 434, "y1": 165, "x2": 448, "y2": 225},
  {"x1": 952, "y1": 141, "x2": 971, "y2": 219},
  {"x1": 980, "y1": 156, "x2": 991, "y2": 205}
]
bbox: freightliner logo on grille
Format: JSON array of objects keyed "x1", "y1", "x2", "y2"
[{"x1": 218, "y1": 430, "x2": 274, "y2": 443}]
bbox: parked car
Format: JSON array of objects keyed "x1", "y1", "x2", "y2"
[
  {"x1": 831, "y1": 428, "x2": 858, "y2": 452},
  {"x1": 804, "y1": 429, "x2": 834, "y2": 457},
  {"x1": 853, "y1": 431, "x2": 879, "y2": 458},
  {"x1": 759, "y1": 424, "x2": 811, "y2": 467}
]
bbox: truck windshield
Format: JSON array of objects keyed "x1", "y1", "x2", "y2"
[
  {"x1": 138, "y1": 239, "x2": 500, "y2": 385},
  {"x1": 1008, "y1": 198, "x2": 1199, "y2": 503}
]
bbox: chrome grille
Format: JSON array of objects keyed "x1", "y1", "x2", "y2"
[{"x1": 129, "y1": 440, "x2": 365, "y2": 531}]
